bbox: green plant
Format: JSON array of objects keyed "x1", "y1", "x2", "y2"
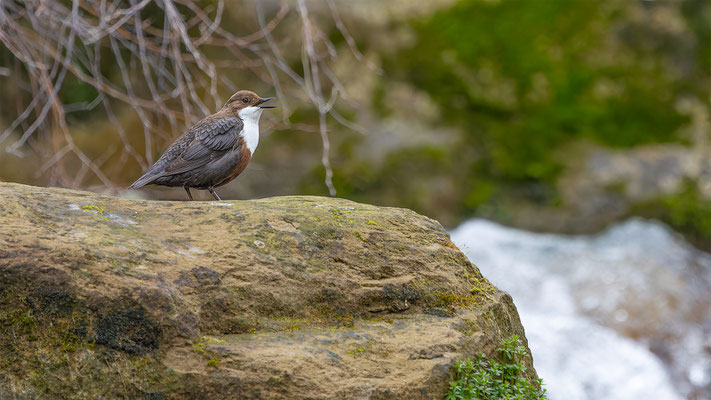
[
  {"x1": 661, "y1": 180, "x2": 711, "y2": 239},
  {"x1": 446, "y1": 336, "x2": 547, "y2": 400}
]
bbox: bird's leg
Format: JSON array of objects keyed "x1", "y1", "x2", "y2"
[
  {"x1": 184, "y1": 186, "x2": 194, "y2": 201},
  {"x1": 208, "y1": 187, "x2": 221, "y2": 201}
]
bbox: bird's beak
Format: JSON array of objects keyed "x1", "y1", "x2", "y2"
[{"x1": 258, "y1": 97, "x2": 276, "y2": 108}]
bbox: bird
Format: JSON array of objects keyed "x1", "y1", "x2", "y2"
[{"x1": 127, "y1": 90, "x2": 275, "y2": 201}]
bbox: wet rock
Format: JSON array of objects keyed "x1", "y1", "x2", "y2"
[
  {"x1": 191, "y1": 267, "x2": 220, "y2": 286},
  {"x1": 94, "y1": 307, "x2": 161, "y2": 355}
]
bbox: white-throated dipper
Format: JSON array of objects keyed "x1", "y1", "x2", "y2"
[{"x1": 128, "y1": 90, "x2": 275, "y2": 200}]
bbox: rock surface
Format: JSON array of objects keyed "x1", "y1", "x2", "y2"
[{"x1": 0, "y1": 182, "x2": 536, "y2": 399}]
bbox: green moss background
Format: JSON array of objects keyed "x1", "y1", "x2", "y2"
[{"x1": 311, "y1": 0, "x2": 711, "y2": 242}]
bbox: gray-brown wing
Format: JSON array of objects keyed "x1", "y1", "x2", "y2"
[{"x1": 163, "y1": 117, "x2": 243, "y2": 176}]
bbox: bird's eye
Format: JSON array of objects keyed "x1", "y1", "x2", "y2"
[{"x1": 242, "y1": 98, "x2": 249, "y2": 103}]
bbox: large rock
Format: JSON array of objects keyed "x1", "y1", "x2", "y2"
[{"x1": 0, "y1": 182, "x2": 536, "y2": 399}]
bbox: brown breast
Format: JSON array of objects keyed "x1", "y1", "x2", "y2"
[{"x1": 216, "y1": 138, "x2": 252, "y2": 187}]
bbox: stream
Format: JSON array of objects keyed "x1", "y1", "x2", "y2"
[{"x1": 450, "y1": 218, "x2": 711, "y2": 400}]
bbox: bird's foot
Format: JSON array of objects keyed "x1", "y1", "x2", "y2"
[{"x1": 208, "y1": 187, "x2": 221, "y2": 201}]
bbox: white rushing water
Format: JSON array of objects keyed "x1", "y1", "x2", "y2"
[{"x1": 450, "y1": 218, "x2": 711, "y2": 400}]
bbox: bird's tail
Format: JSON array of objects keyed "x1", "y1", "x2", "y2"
[{"x1": 127, "y1": 171, "x2": 159, "y2": 190}]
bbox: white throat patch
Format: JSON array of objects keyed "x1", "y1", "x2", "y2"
[{"x1": 237, "y1": 106, "x2": 263, "y2": 154}]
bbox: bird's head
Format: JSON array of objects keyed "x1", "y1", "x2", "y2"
[{"x1": 222, "y1": 90, "x2": 275, "y2": 119}]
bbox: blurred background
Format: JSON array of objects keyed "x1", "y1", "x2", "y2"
[{"x1": 1, "y1": 0, "x2": 710, "y2": 399}]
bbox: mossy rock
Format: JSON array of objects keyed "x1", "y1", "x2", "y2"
[{"x1": 0, "y1": 182, "x2": 536, "y2": 399}]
